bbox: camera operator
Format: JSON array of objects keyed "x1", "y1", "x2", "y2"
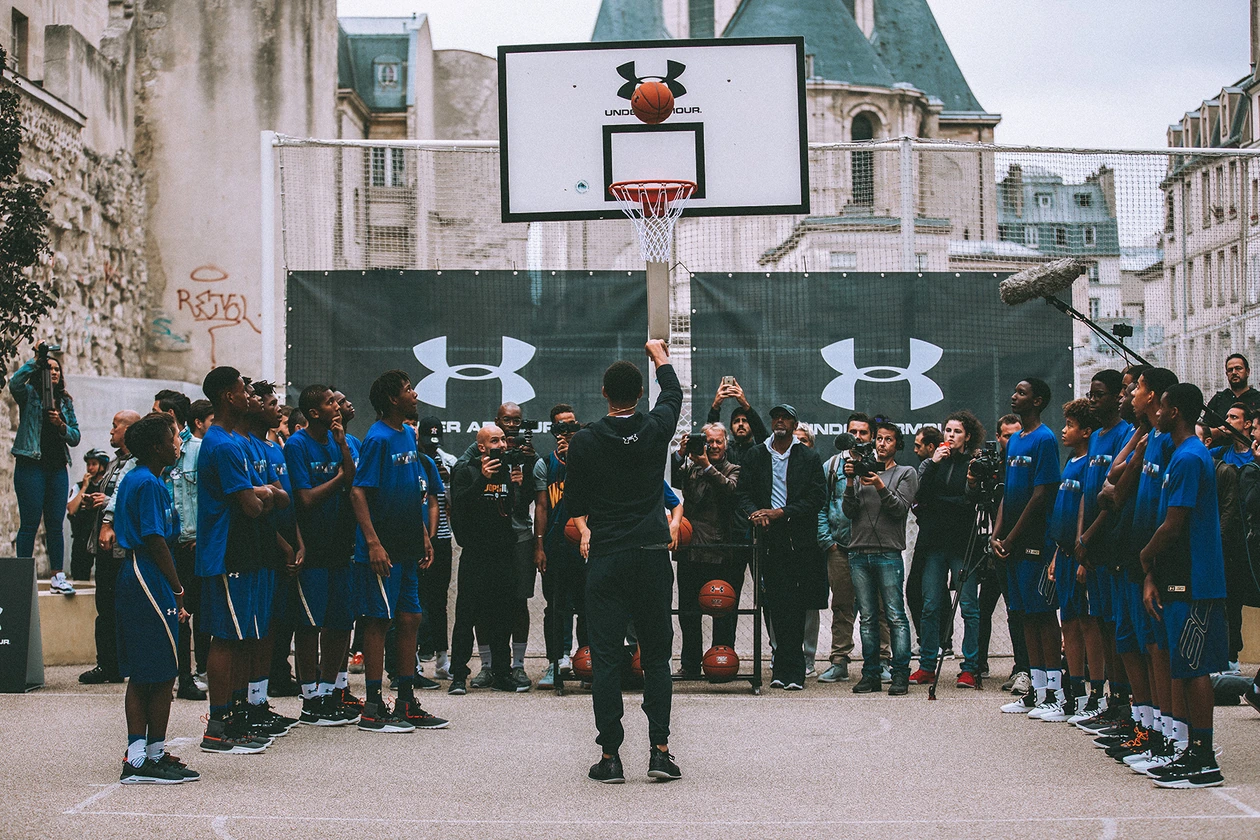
[
  {"x1": 68, "y1": 448, "x2": 109, "y2": 582},
  {"x1": 454, "y1": 402, "x2": 546, "y2": 690},
  {"x1": 416, "y1": 416, "x2": 456, "y2": 679},
  {"x1": 671, "y1": 422, "x2": 743, "y2": 679},
  {"x1": 911, "y1": 411, "x2": 986, "y2": 688},
  {"x1": 736, "y1": 404, "x2": 826, "y2": 691},
  {"x1": 707, "y1": 378, "x2": 768, "y2": 465},
  {"x1": 537, "y1": 404, "x2": 588, "y2": 690},
  {"x1": 842, "y1": 419, "x2": 918, "y2": 695},
  {"x1": 9, "y1": 343, "x2": 81, "y2": 594}
]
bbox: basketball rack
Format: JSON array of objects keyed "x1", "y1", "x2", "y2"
[{"x1": 608, "y1": 179, "x2": 696, "y2": 341}]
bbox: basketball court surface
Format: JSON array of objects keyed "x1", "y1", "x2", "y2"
[{"x1": 7, "y1": 663, "x2": 1260, "y2": 839}]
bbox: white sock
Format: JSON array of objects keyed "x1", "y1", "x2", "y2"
[
  {"x1": 248, "y1": 679, "x2": 266, "y2": 705},
  {"x1": 1173, "y1": 718, "x2": 1189, "y2": 747},
  {"x1": 1139, "y1": 705, "x2": 1154, "y2": 729},
  {"x1": 127, "y1": 739, "x2": 146, "y2": 769},
  {"x1": 301, "y1": 682, "x2": 318, "y2": 700},
  {"x1": 512, "y1": 642, "x2": 527, "y2": 670},
  {"x1": 146, "y1": 739, "x2": 165, "y2": 761},
  {"x1": 335, "y1": 671, "x2": 348, "y2": 689},
  {"x1": 1046, "y1": 670, "x2": 1061, "y2": 691},
  {"x1": 1031, "y1": 669, "x2": 1047, "y2": 691},
  {"x1": 479, "y1": 646, "x2": 492, "y2": 670},
  {"x1": 437, "y1": 651, "x2": 449, "y2": 671},
  {"x1": 1131, "y1": 706, "x2": 1141, "y2": 724},
  {"x1": 318, "y1": 681, "x2": 335, "y2": 697}
]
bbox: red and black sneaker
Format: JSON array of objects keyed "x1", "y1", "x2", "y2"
[
  {"x1": 399, "y1": 699, "x2": 450, "y2": 730},
  {"x1": 907, "y1": 669, "x2": 936, "y2": 685},
  {"x1": 337, "y1": 687, "x2": 364, "y2": 714},
  {"x1": 956, "y1": 671, "x2": 980, "y2": 690}
]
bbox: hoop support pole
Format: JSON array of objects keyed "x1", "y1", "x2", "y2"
[{"x1": 647, "y1": 260, "x2": 670, "y2": 341}]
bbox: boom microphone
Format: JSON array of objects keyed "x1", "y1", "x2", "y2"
[
  {"x1": 999, "y1": 258, "x2": 1089, "y2": 306},
  {"x1": 834, "y1": 432, "x2": 857, "y2": 451}
]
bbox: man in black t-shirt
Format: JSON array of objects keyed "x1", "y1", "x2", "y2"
[
  {"x1": 566, "y1": 339, "x2": 682, "y2": 785},
  {"x1": 1206, "y1": 354, "x2": 1260, "y2": 434}
]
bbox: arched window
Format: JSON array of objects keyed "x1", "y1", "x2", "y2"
[{"x1": 851, "y1": 113, "x2": 875, "y2": 207}]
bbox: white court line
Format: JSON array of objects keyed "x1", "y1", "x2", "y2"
[
  {"x1": 211, "y1": 816, "x2": 234, "y2": 840},
  {"x1": 64, "y1": 783, "x2": 121, "y2": 814},
  {"x1": 63, "y1": 812, "x2": 1260, "y2": 828},
  {"x1": 1098, "y1": 818, "x2": 1118, "y2": 840},
  {"x1": 1212, "y1": 788, "x2": 1260, "y2": 817}
]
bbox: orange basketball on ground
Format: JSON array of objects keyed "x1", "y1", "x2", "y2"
[
  {"x1": 631, "y1": 81, "x2": 674, "y2": 124},
  {"x1": 572, "y1": 646, "x2": 593, "y2": 680},
  {"x1": 631, "y1": 647, "x2": 643, "y2": 678},
  {"x1": 702, "y1": 645, "x2": 740, "y2": 680},
  {"x1": 674, "y1": 516, "x2": 693, "y2": 547},
  {"x1": 698, "y1": 579, "x2": 737, "y2": 614},
  {"x1": 565, "y1": 518, "x2": 582, "y2": 545}
]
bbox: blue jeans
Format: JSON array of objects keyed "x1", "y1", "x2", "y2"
[
  {"x1": 919, "y1": 550, "x2": 981, "y2": 674},
  {"x1": 849, "y1": 552, "x2": 912, "y2": 680},
  {"x1": 14, "y1": 456, "x2": 69, "y2": 571}
]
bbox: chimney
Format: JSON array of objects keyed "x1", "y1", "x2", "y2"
[
  {"x1": 854, "y1": 0, "x2": 875, "y2": 39},
  {"x1": 1253, "y1": 0, "x2": 1259, "y2": 74}
]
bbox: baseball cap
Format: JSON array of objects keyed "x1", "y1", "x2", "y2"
[
  {"x1": 417, "y1": 415, "x2": 443, "y2": 445},
  {"x1": 768, "y1": 403, "x2": 798, "y2": 419}
]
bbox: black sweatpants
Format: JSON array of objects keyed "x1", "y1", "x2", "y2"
[
  {"x1": 418, "y1": 538, "x2": 453, "y2": 654},
  {"x1": 542, "y1": 539, "x2": 587, "y2": 661},
  {"x1": 174, "y1": 541, "x2": 209, "y2": 678},
  {"x1": 978, "y1": 559, "x2": 1029, "y2": 675},
  {"x1": 676, "y1": 555, "x2": 744, "y2": 672},
  {"x1": 448, "y1": 546, "x2": 514, "y2": 682},
  {"x1": 586, "y1": 547, "x2": 673, "y2": 753},
  {"x1": 93, "y1": 551, "x2": 122, "y2": 675}
]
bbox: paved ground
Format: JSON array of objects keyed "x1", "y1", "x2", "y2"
[{"x1": 5, "y1": 663, "x2": 1260, "y2": 839}]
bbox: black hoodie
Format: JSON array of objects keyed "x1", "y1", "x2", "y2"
[{"x1": 565, "y1": 364, "x2": 682, "y2": 558}]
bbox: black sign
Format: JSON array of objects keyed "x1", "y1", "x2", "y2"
[
  {"x1": 286, "y1": 271, "x2": 648, "y2": 455},
  {"x1": 0, "y1": 557, "x2": 42, "y2": 693},
  {"x1": 690, "y1": 272, "x2": 1074, "y2": 443}
]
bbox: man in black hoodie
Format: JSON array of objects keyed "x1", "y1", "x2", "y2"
[{"x1": 566, "y1": 339, "x2": 682, "y2": 785}]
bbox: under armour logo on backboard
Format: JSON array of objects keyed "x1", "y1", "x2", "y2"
[
  {"x1": 412, "y1": 336, "x2": 536, "y2": 409},
  {"x1": 616, "y1": 60, "x2": 687, "y2": 100},
  {"x1": 820, "y1": 339, "x2": 944, "y2": 410}
]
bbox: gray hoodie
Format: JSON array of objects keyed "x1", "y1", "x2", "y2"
[{"x1": 841, "y1": 463, "x2": 918, "y2": 554}]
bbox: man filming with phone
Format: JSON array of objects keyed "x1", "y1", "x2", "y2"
[{"x1": 707, "y1": 376, "x2": 768, "y2": 465}]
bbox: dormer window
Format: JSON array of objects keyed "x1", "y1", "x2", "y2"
[{"x1": 374, "y1": 56, "x2": 401, "y2": 91}]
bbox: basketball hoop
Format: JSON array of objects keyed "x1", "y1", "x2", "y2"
[{"x1": 608, "y1": 179, "x2": 696, "y2": 264}]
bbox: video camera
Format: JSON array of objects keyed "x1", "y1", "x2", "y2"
[
  {"x1": 834, "y1": 432, "x2": 881, "y2": 478},
  {"x1": 552, "y1": 420, "x2": 583, "y2": 437},
  {"x1": 501, "y1": 435, "x2": 533, "y2": 468},
  {"x1": 968, "y1": 440, "x2": 1003, "y2": 487},
  {"x1": 35, "y1": 341, "x2": 61, "y2": 366}
]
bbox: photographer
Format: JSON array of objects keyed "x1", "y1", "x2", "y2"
[
  {"x1": 736, "y1": 404, "x2": 826, "y2": 691},
  {"x1": 538, "y1": 405, "x2": 587, "y2": 690},
  {"x1": 68, "y1": 449, "x2": 109, "y2": 582},
  {"x1": 911, "y1": 411, "x2": 986, "y2": 688},
  {"x1": 842, "y1": 419, "x2": 918, "y2": 696},
  {"x1": 9, "y1": 343, "x2": 81, "y2": 594},
  {"x1": 671, "y1": 422, "x2": 743, "y2": 679},
  {"x1": 707, "y1": 378, "x2": 769, "y2": 464}
]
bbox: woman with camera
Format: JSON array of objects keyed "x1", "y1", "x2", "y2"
[
  {"x1": 9, "y1": 343, "x2": 81, "y2": 594},
  {"x1": 910, "y1": 410, "x2": 985, "y2": 688}
]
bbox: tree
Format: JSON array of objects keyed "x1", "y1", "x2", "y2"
[{"x1": 0, "y1": 44, "x2": 53, "y2": 390}]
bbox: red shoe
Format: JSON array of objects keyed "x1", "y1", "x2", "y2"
[
  {"x1": 956, "y1": 671, "x2": 979, "y2": 689},
  {"x1": 908, "y1": 669, "x2": 936, "y2": 685}
]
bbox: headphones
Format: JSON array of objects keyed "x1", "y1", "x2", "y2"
[{"x1": 872, "y1": 415, "x2": 904, "y2": 451}]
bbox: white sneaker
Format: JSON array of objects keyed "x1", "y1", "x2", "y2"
[
  {"x1": 1123, "y1": 749, "x2": 1154, "y2": 767},
  {"x1": 49, "y1": 572, "x2": 75, "y2": 595},
  {"x1": 193, "y1": 673, "x2": 209, "y2": 692},
  {"x1": 1038, "y1": 699, "x2": 1072, "y2": 722},
  {"x1": 1132, "y1": 750, "x2": 1177, "y2": 774},
  {"x1": 805, "y1": 668, "x2": 817, "y2": 679},
  {"x1": 880, "y1": 662, "x2": 892, "y2": 683},
  {"x1": 559, "y1": 654, "x2": 572, "y2": 672},
  {"x1": 1067, "y1": 694, "x2": 1103, "y2": 725},
  {"x1": 1028, "y1": 691, "x2": 1063, "y2": 719},
  {"x1": 1010, "y1": 672, "x2": 1032, "y2": 695},
  {"x1": 1001, "y1": 692, "x2": 1036, "y2": 714}
]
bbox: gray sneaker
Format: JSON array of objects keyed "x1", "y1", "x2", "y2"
[
  {"x1": 538, "y1": 663, "x2": 556, "y2": 689},
  {"x1": 469, "y1": 667, "x2": 495, "y2": 689},
  {"x1": 880, "y1": 661, "x2": 892, "y2": 683},
  {"x1": 511, "y1": 666, "x2": 532, "y2": 691},
  {"x1": 818, "y1": 663, "x2": 849, "y2": 683}
]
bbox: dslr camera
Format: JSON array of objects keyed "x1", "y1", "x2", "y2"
[
  {"x1": 684, "y1": 434, "x2": 708, "y2": 458},
  {"x1": 552, "y1": 420, "x2": 583, "y2": 437},
  {"x1": 834, "y1": 432, "x2": 881, "y2": 478},
  {"x1": 35, "y1": 341, "x2": 61, "y2": 367},
  {"x1": 501, "y1": 434, "x2": 533, "y2": 468}
]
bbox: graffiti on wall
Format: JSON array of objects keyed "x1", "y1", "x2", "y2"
[{"x1": 175, "y1": 265, "x2": 261, "y2": 365}]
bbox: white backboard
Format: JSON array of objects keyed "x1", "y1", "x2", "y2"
[{"x1": 498, "y1": 38, "x2": 809, "y2": 222}]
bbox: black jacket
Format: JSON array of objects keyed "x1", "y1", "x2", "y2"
[
  {"x1": 706, "y1": 403, "x2": 768, "y2": 465},
  {"x1": 914, "y1": 453, "x2": 976, "y2": 555},
  {"x1": 450, "y1": 456, "x2": 522, "y2": 552}
]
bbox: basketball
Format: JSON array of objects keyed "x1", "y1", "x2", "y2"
[
  {"x1": 572, "y1": 646, "x2": 593, "y2": 680},
  {"x1": 702, "y1": 645, "x2": 740, "y2": 680},
  {"x1": 675, "y1": 516, "x2": 693, "y2": 547},
  {"x1": 631, "y1": 81, "x2": 674, "y2": 124},
  {"x1": 631, "y1": 647, "x2": 643, "y2": 678},
  {"x1": 564, "y1": 518, "x2": 581, "y2": 545},
  {"x1": 698, "y1": 579, "x2": 737, "y2": 614}
]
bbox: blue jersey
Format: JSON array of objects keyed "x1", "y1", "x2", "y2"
[
  {"x1": 1002, "y1": 423, "x2": 1061, "y2": 546},
  {"x1": 196, "y1": 425, "x2": 255, "y2": 577},
  {"x1": 261, "y1": 437, "x2": 294, "y2": 531},
  {"x1": 1159, "y1": 436, "x2": 1226, "y2": 600},
  {"x1": 1210, "y1": 444, "x2": 1254, "y2": 468},
  {"x1": 1050, "y1": 455, "x2": 1087, "y2": 552},
  {"x1": 352, "y1": 421, "x2": 444, "y2": 561},
  {"x1": 1082, "y1": 420, "x2": 1132, "y2": 527},
  {"x1": 116, "y1": 465, "x2": 180, "y2": 565},
  {"x1": 1132, "y1": 430, "x2": 1175, "y2": 548}
]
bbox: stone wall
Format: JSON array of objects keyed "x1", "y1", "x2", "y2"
[{"x1": 0, "y1": 83, "x2": 148, "y2": 568}]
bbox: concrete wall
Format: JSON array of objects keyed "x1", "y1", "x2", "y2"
[
  {"x1": 136, "y1": 0, "x2": 338, "y2": 383},
  {"x1": 42, "y1": 23, "x2": 132, "y2": 154},
  {"x1": 0, "y1": 1, "x2": 111, "y2": 80},
  {"x1": 433, "y1": 50, "x2": 497, "y2": 141}
]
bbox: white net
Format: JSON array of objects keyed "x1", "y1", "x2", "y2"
[{"x1": 608, "y1": 179, "x2": 697, "y2": 263}]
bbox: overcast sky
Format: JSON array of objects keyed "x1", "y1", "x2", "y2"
[{"x1": 337, "y1": 0, "x2": 1251, "y2": 149}]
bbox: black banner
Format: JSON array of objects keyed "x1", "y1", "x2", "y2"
[
  {"x1": 691, "y1": 272, "x2": 1074, "y2": 445},
  {"x1": 0, "y1": 557, "x2": 41, "y2": 693},
  {"x1": 286, "y1": 271, "x2": 648, "y2": 454}
]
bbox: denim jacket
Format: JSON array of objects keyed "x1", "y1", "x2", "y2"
[
  {"x1": 817, "y1": 453, "x2": 853, "y2": 551},
  {"x1": 165, "y1": 427, "x2": 200, "y2": 544},
  {"x1": 9, "y1": 357, "x2": 81, "y2": 461}
]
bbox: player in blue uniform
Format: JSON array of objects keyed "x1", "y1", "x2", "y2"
[
  {"x1": 331, "y1": 389, "x2": 364, "y2": 711},
  {"x1": 1138, "y1": 383, "x2": 1228, "y2": 787},
  {"x1": 993, "y1": 379, "x2": 1062, "y2": 717},
  {"x1": 1040, "y1": 398, "x2": 1093, "y2": 722},
  {"x1": 1072, "y1": 370, "x2": 1133, "y2": 728},
  {"x1": 349, "y1": 369, "x2": 448, "y2": 732},
  {"x1": 196, "y1": 367, "x2": 278, "y2": 755},
  {"x1": 286, "y1": 384, "x2": 360, "y2": 725},
  {"x1": 115, "y1": 413, "x2": 200, "y2": 784}
]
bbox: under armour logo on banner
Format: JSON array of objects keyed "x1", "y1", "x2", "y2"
[
  {"x1": 616, "y1": 60, "x2": 688, "y2": 100},
  {"x1": 412, "y1": 336, "x2": 536, "y2": 409},
  {"x1": 820, "y1": 338, "x2": 944, "y2": 410}
]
